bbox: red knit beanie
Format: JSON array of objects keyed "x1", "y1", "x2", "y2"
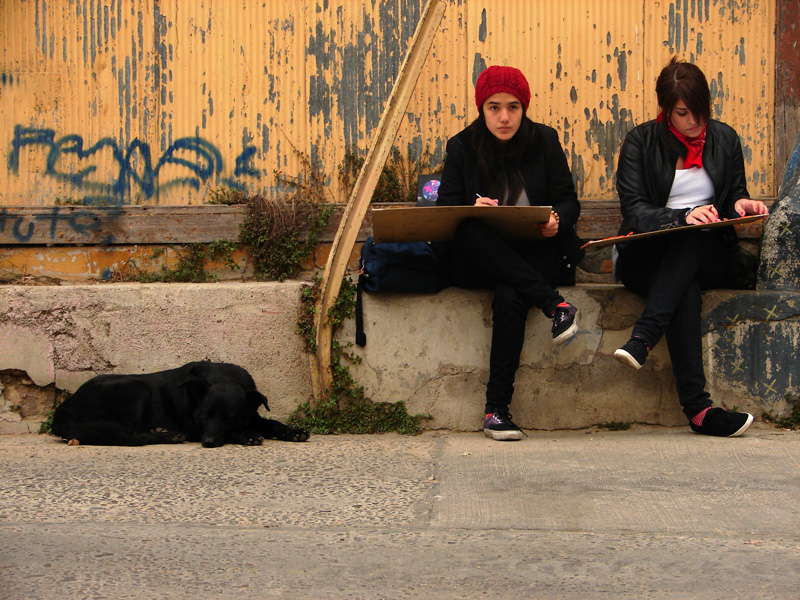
[{"x1": 475, "y1": 66, "x2": 531, "y2": 112}]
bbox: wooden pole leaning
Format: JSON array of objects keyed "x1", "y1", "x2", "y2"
[{"x1": 310, "y1": 0, "x2": 446, "y2": 398}]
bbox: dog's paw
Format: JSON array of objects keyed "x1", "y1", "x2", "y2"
[
  {"x1": 150, "y1": 428, "x2": 186, "y2": 443},
  {"x1": 228, "y1": 430, "x2": 264, "y2": 446},
  {"x1": 244, "y1": 433, "x2": 264, "y2": 446},
  {"x1": 285, "y1": 428, "x2": 310, "y2": 442}
]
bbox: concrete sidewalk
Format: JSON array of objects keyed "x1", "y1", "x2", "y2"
[{"x1": 1, "y1": 424, "x2": 799, "y2": 599}]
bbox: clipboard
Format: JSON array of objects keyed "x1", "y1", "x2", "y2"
[
  {"x1": 371, "y1": 205, "x2": 552, "y2": 243},
  {"x1": 581, "y1": 213, "x2": 768, "y2": 251}
]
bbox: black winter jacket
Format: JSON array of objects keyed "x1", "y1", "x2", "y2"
[
  {"x1": 437, "y1": 121, "x2": 584, "y2": 267},
  {"x1": 616, "y1": 118, "x2": 750, "y2": 236}
]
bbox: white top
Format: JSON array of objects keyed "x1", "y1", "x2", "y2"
[
  {"x1": 666, "y1": 168, "x2": 714, "y2": 210},
  {"x1": 612, "y1": 167, "x2": 714, "y2": 282},
  {"x1": 510, "y1": 188, "x2": 530, "y2": 206}
]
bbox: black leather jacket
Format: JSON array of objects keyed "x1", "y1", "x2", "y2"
[
  {"x1": 616, "y1": 118, "x2": 750, "y2": 236},
  {"x1": 437, "y1": 121, "x2": 584, "y2": 266}
]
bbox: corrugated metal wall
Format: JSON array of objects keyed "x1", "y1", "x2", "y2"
[{"x1": 0, "y1": 0, "x2": 776, "y2": 207}]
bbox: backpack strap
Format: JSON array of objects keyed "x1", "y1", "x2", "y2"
[{"x1": 355, "y1": 274, "x2": 367, "y2": 347}]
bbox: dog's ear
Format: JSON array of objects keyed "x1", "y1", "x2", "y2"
[
  {"x1": 246, "y1": 390, "x2": 270, "y2": 412},
  {"x1": 180, "y1": 375, "x2": 210, "y2": 400}
]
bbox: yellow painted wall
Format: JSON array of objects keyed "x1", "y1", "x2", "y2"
[{"x1": 0, "y1": 0, "x2": 776, "y2": 208}]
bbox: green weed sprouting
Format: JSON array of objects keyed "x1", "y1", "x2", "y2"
[
  {"x1": 238, "y1": 148, "x2": 335, "y2": 281},
  {"x1": 291, "y1": 276, "x2": 431, "y2": 435},
  {"x1": 339, "y1": 145, "x2": 443, "y2": 203},
  {"x1": 38, "y1": 407, "x2": 56, "y2": 434},
  {"x1": 288, "y1": 397, "x2": 430, "y2": 435},
  {"x1": 38, "y1": 390, "x2": 69, "y2": 434},
  {"x1": 136, "y1": 241, "x2": 239, "y2": 283},
  {"x1": 598, "y1": 421, "x2": 632, "y2": 431},
  {"x1": 773, "y1": 393, "x2": 800, "y2": 430}
]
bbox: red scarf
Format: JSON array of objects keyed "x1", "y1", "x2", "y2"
[{"x1": 657, "y1": 111, "x2": 706, "y2": 169}]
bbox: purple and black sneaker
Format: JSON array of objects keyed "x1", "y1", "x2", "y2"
[{"x1": 484, "y1": 412, "x2": 524, "y2": 441}]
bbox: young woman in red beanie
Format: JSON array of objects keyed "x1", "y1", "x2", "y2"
[
  {"x1": 436, "y1": 65, "x2": 584, "y2": 441},
  {"x1": 614, "y1": 58, "x2": 768, "y2": 437}
]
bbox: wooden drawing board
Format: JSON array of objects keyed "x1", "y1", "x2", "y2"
[
  {"x1": 581, "y1": 213, "x2": 768, "y2": 251},
  {"x1": 371, "y1": 205, "x2": 552, "y2": 243}
]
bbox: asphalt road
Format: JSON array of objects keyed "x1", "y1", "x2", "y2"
[{"x1": 1, "y1": 424, "x2": 799, "y2": 599}]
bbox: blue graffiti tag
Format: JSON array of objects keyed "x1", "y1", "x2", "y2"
[
  {"x1": 0, "y1": 206, "x2": 123, "y2": 243},
  {"x1": 8, "y1": 125, "x2": 260, "y2": 204},
  {"x1": 0, "y1": 208, "x2": 34, "y2": 242}
]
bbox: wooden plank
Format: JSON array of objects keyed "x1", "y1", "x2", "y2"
[
  {"x1": 311, "y1": 0, "x2": 447, "y2": 398},
  {"x1": 0, "y1": 204, "x2": 374, "y2": 245},
  {"x1": 574, "y1": 200, "x2": 621, "y2": 240},
  {"x1": 0, "y1": 205, "x2": 244, "y2": 245},
  {"x1": 372, "y1": 205, "x2": 551, "y2": 243},
  {"x1": 0, "y1": 199, "x2": 770, "y2": 246}
]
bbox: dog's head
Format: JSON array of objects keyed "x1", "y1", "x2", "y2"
[
  {"x1": 179, "y1": 366, "x2": 271, "y2": 448},
  {"x1": 194, "y1": 383, "x2": 269, "y2": 448},
  {"x1": 193, "y1": 382, "x2": 250, "y2": 448}
]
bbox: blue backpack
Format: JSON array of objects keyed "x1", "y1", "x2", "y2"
[{"x1": 355, "y1": 236, "x2": 449, "y2": 346}]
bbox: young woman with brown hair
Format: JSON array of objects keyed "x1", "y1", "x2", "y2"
[
  {"x1": 437, "y1": 66, "x2": 583, "y2": 440},
  {"x1": 614, "y1": 57, "x2": 769, "y2": 437}
]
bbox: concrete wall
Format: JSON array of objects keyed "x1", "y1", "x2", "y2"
[
  {"x1": 4, "y1": 280, "x2": 795, "y2": 435},
  {"x1": 0, "y1": 282, "x2": 314, "y2": 433},
  {"x1": 344, "y1": 286, "x2": 800, "y2": 431}
]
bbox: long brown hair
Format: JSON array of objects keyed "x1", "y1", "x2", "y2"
[
  {"x1": 468, "y1": 113, "x2": 537, "y2": 205},
  {"x1": 655, "y1": 57, "x2": 711, "y2": 128}
]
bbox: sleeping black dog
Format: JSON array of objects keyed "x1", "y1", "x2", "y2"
[{"x1": 51, "y1": 361, "x2": 310, "y2": 447}]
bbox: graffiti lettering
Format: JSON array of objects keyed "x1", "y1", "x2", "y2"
[
  {"x1": 8, "y1": 125, "x2": 260, "y2": 204},
  {"x1": 0, "y1": 206, "x2": 122, "y2": 243},
  {"x1": 0, "y1": 209, "x2": 34, "y2": 242},
  {"x1": 37, "y1": 206, "x2": 117, "y2": 238},
  {"x1": 233, "y1": 145, "x2": 259, "y2": 177}
]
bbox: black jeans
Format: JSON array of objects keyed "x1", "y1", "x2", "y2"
[
  {"x1": 616, "y1": 229, "x2": 731, "y2": 419},
  {"x1": 445, "y1": 218, "x2": 563, "y2": 414}
]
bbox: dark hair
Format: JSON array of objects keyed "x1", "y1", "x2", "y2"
[
  {"x1": 467, "y1": 113, "x2": 537, "y2": 205},
  {"x1": 655, "y1": 57, "x2": 711, "y2": 127}
]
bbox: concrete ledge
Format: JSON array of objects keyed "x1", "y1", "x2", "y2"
[
  {"x1": 343, "y1": 285, "x2": 800, "y2": 430},
  {"x1": 0, "y1": 282, "x2": 314, "y2": 431},
  {"x1": 1, "y1": 282, "x2": 798, "y2": 434}
]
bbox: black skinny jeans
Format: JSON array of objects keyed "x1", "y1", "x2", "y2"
[
  {"x1": 445, "y1": 218, "x2": 564, "y2": 414},
  {"x1": 616, "y1": 229, "x2": 731, "y2": 419}
]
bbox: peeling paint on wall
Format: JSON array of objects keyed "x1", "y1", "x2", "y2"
[
  {"x1": 0, "y1": 0, "x2": 777, "y2": 207},
  {"x1": 704, "y1": 293, "x2": 800, "y2": 403},
  {"x1": 584, "y1": 95, "x2": 635, "y2": 190}
]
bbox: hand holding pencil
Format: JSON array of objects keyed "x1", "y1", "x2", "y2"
[{"x1": 474, "y1": 193, "x2": 499, "y2": 206}]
